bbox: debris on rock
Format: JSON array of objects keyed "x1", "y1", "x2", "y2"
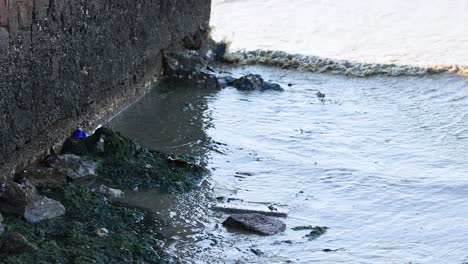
[
  {"x1": 222, "y1": 213, "x2": 286, "y2": 236},
  {"x1": 95, "y1": 228, "x2": 110, "y2": 237},
  {"x1": 99, "y1": 185, "x2": 124, "y2": 198},
  {"x1": 46, "y1": 154, "x2": 97, "y2": 181},
  {"x1": 71, "y1": 128, "x2": 88, "y2": 139},
  {"x1": 95, "y1": 134, "x2": 106, "y2": 153},
  {"x1": 0, "y1": 232, "x2": 38, "y2": 255}
]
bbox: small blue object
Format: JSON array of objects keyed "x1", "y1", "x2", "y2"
[{"x1": 72, "y1": 128, "x2": 88, "y2": 139}]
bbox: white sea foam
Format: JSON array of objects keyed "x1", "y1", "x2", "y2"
[{"x1": 225, "y1": 50, "x2": 468, "y2": 77}]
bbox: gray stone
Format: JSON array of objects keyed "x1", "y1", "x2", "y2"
[
  {"x1": 46, "y1": 154, "x2": 97, "y2": 181},
  {"x1": 24, "y1": 196, "x2": 66, "y2": 223},
  {"x1": 222, "y1": 213, "x2": 286, "y2": 236},
  {"x1": 0, "y1": 232, "x2": 37, "y2": 255}
]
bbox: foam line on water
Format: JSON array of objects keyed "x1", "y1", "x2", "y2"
[{"x1": 225, "y1": 50, "x2": 468, "y2": 77}]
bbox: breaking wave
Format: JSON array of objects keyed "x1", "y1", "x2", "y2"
[{"x1": 225, "y1": 50, "x2": 468, "y2": 77}]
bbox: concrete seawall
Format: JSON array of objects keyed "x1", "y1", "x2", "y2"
[{"x1": 0, "y1": 0, "x2": 211, "y2": 178}]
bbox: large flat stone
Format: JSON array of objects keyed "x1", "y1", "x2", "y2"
[{"x1": 223, "y1": 213, "x2": 286, "y2": 236}]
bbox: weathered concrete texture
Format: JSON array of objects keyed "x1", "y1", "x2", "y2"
[{"x1": 0, "y1": 0, "x2": 212, "y2": 178}]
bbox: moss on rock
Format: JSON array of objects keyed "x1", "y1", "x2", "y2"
[
  {"x1": 61, "y1": 127, "x2": 207, "y2": 192},
  {"x1": 0, "y1": 184, "x2": 163, "y2": 263}
]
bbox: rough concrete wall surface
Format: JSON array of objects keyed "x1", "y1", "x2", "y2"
[{"x1": 0, "y1": 0, "x2": 212, "y2": 178}]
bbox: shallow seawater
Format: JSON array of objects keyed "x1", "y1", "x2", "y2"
[{"x1": 109, "y1": 66, "x2": 468, "y2": 263}]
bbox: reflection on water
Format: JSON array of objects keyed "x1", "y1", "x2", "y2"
[{"x1": 110, "y1": 66, "x2": 468, "y2": 263}]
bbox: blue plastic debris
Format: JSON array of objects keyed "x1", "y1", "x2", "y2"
[{"x1": 72, "y1": 128, "x2": 88, "y2": 139}]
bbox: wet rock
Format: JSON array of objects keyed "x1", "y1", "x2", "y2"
[
  {"x1": 99, "y1": 185, "x2": 124, "y2": 198},
  {"x1": 292, "y1": 225, "x2": 318, "y2": 231},
  {"x1": 222, "y1": 213, "x2": 286, "y2": 236},
  {"x1": 231, "y1": 74, "x2": 284, "y2": 92},
  {"x1": 16, "y1": 167, "x2": 67, "y2": 188},
  {"x1": 250, "y1": 248, "x2": 264, "y2": 256},
  {"x1": 0, "y1": 232, "x2": 38, "y2": 255},
  {"x1": 164, "y1": 51, "x2": 220, "y2": 89},
  {"x1": 46, "y1": 154, "x2": 97, "y2": 181},
  {"x1": 24, "y1": 196, "x2": 66, "y2": 223},
  {"x1": 316, "y1": 91, "x2": 326, "y2": 102},
  {"x1": 214, "y1": 42, "x2": 228, "y2": 62},
  {"x1": 303, "y1": 226, "x2": 328, "y2": 240}
]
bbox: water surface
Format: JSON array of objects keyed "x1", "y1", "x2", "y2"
[{"x1": 110, "y1": 65, "x2": 468, "y2": 263}]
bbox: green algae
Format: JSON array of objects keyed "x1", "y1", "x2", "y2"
[
  {"x1": 61, "y1": 127, "x2": 207, "y2": 192},
  {"x1": 0, "y1": 184, "x2": 163, "y2": 264}
]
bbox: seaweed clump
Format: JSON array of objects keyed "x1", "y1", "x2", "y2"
[
  {"x1": 61, "y1": 127, "x2": 207, "y2": 192},
  {"x1": 0, "y1": 183, "x2": 163, "y2": 263}
]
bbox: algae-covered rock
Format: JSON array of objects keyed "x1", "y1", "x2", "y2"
[
  {"x1": 0, "y1": 183, "x2": 162, "y2": 263},
  {"x1": 61, "y1": 127, "x2": 207, "y2": 192}
]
